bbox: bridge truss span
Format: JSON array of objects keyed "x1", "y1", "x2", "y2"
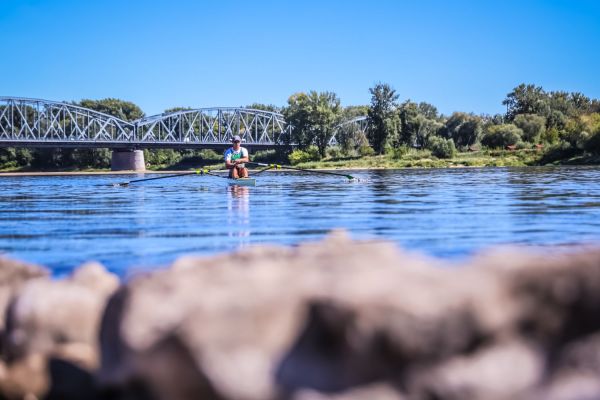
[
  {"x1": 135, "y1": 108, "x2": 291, "y2": 147},
  {"x1": 0, "y1": 97, "x2": 368, "y2": 149},
  {"x1": 0, "y1": 97, "x2": 136, "y2": 147},
  {"x1": 330, "y1": 115, "x2": 368, "y2": 145}
]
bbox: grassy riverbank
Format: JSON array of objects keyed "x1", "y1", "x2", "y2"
[
  {"x1": 3, "y1": 148, "x2": 600, "y2": 175},
  {"x1": 291, "y1": 149, "x2": 542, "y2": 170}
]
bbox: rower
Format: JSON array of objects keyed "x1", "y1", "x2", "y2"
[{"x1": 224, "y1": 135, "x2": 250, "y2": 179}]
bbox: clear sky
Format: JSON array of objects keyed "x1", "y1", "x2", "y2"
[{"x1": 1, "y1": 0, "x2": 599, "y2": 117}]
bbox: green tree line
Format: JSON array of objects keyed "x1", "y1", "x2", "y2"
[
  {"x1": 285, "y1": 82, "x2": 600, "y2": 163},
  {"x1": 1, "y1": 84, "x2": 600, "y2": 170}
]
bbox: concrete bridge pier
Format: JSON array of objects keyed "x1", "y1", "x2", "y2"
[{"x1": 111, "y1": 149, "x2": 145, "y2": 171}]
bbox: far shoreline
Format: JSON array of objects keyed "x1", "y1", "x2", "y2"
[{"x1": 0, "y1": 163, "x2": 597, "y2": 177}]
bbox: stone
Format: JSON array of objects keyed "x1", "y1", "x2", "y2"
[
  {"x1": 408, "y1": 340, "x2": 543, "y2": 400},
  {"x1": 1, "y1": 234, "x2": 600, "y2": 399},
  {"x1": 0, "y1": 257, "x2": 48, "y2": 338},
  {"x1": 293, "y1": 384, "x2": 405, "y2": 400},
  {"x1": 0, "y1": 262, "x2": 118, "y2": 399},
  {"x1": 98, "y1": 233, "x2": 515, "y2": 399}
]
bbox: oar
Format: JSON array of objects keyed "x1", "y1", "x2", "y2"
[
  {"x1": 252, "y1": 164, "x2": 277, "y2": 175},
  {"x1": 247, "y1": 162, "x2": 355, "y2": 180},
  {"x1": 116, "y1": 168, "x2": 225, "y2": 187}
]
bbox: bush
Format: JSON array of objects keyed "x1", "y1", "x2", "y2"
[
  {"x1": 305, "y1": 146, "x2": 321, "y2": 161},
  {"x1": 15, "y1": 148, "x2": 33, "y2": 167},
  {"x1": 288, "y1": 150, "x2": 312, "y2": 165},
  {"x1": 515, "y1": 141, "x2": 529, "y2": 150},
  {"x1": 326, "y1": 146, "x2": 344, "y2": 159},
  {"x1": 427, "y1": 136, "x2": 456, "y2": 159},
  {"x1": 481, "y1": 124, "x2": 523, "y2": 149},
  {"x1": 387, "y1": 145, "x2": 410, "y2": 160},
  {"x1": 145, "y1": 149, "x2": 182, "y2": 166},
  {"x1": 252, "y1": 149, "x2": 281, "y2": 163},
  {"x1": 586, "y1": 131, "x2": 600, "y2": 154},
  {"x1": 358, "y1": 145, "x2": 375, "y2": 157},
  {"x1": 404, "y1": 148, "x2": 433, "y2": 160},
  {"x1": 540, "y1": 142, "x2": 580, "y2": 164},
  {"x1": 514, "y1": 114, "x2": 546, "y2": 143},
  {"x1": 197, "y1": 149, "x2": 221, "y2": 161},
  {"x1": 288, "y1": 146, "x2": 321, "y2": 165},
  {"x1": 541, "y1": 127, "x2": 560, "y2": 144}
]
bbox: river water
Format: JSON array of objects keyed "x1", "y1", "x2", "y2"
[{"x1": 1, "y1": 166, "x2": 600, "y2": 276}]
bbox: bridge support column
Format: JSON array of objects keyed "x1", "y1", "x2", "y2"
[{"x1": 111, "y1": 149, "x2": 145, "y2": 171}]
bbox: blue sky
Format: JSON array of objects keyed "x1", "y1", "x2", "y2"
[{"x1": 1, "y1": 0, "x2": 599, "y2": 116}]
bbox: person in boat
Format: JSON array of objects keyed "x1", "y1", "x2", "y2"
[{"x1": 224, "y1": 135, "x2": 249, "y2": 179}]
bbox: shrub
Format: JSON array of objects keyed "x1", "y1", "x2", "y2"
[
  {"x1": 326, "y1": 146, "x2": 344, "y2": 159},
  {"x1": 252, "y1": 149, "x2": 280, "y2": 163},
  {"x1": 540, "y1": 142, "x2": 580, "y2": 164},
  {"x1": 404, "y1": 148, "x2": 433, "y2": 160},
  {"x1": 306, "y1": 146, "x2": 322, "y2": 161},
  {"x1": 358, "y1": 145, "x2": 375, "y2": 157},
  {"x1": 145, "y1": 149, "x2": 182, "y2": 166},
  {"x1": 197, "y1": 149, "x2": 221, "y2": 161},
  {"x1": 15, "y1": 148, "x2": 33, "y2": 167},
  {"x1": 427, "y1": 136, "x2": 456, "y2": 159},
  {"x1": 387, "y1": 145, "x2": 410, "y2": 160},
  {"x1": 541, "y1": 127, "x2": 560, "y2": 144},
  {"x1": 586, "y1": 131, "x2": 600, "y2": 154},
  {"x1": 288, "y1": 146, "x2": 321, "y2": 165},
  {"x1": 515, "y1": 141, "x2": 529, "y2": 150},
  {"x1": 514, "y1": 114, "x2": 546, "y2": 143},
  {"x1": 481, "y1": 124, "x2": 523, "y2": 149},
  {"x1": 581, "y1": 113, "x2": 600, "y2": 134}
]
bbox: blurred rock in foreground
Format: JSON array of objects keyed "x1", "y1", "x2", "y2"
[{"x1": 2, "y1": 232, "x2": 600, "y2": 399}]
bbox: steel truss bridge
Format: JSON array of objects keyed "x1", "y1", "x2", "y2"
[
  {"x1": 0, "y1": 97, "x2": 368, "y2": 149},
  {"x1": 329, "y1": 116, "x2": 368, "y2": 146}
]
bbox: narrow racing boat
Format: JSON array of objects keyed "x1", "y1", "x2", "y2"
[{"x1": 228, "y1": 178, "x2": 256, "y2": 186}]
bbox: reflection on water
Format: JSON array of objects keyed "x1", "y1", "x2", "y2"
[
  {"x1": 227, "y1": 186, "x2": 250, "y2": 243},
  {"x1": 0, "y1": 166, "x2": 600, "y2": 275}
]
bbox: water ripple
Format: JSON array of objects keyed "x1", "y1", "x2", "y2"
[{"x1": 1, "y1": 166, "x2": 600, "y2": 275}]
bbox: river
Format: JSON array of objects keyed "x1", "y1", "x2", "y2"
[{"x1": 1, "y1": 166, "x2": 600, "y2": 276}]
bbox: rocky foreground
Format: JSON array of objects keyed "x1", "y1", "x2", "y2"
[{"x1": 1, "y1": 232, "x2": 600, "y2": 400}]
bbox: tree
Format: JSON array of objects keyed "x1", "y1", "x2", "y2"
[
  {"x1": 513, "y1": 114, "x2": 546, "y2": 143},
  {"x1": 502, "y1": 84, "x2": 548, "y2": 120},
  {"x1": 336, "y1": 123, "x2": 369, "y2": 155},
  {"x1": 367, "y1": 83, "x2": 399, "y2": 154},
  {"x1": 569, "y1": 92, "x2": 592, "y2": 114},
  {"x1": 284, "y1": 93, "x2": 311, "y2": 148},
  {"x1": 341, "y1": 105, "x2": 369, "y2": 120},
  {"x1": 416, "y1": 116, "x2": 443, "y2": 149},
  {"x1": 491, "y1": 114, "x2": 505, "y2": 125},
  {"x1": 417, "y1": 102, "x2": 439, "y2": 120},
  {"x1": 481, "y1": 124, "x2": 523, "y2": 149},
  {"x1": 245, "y1": 103, "x2": 281, "y2": 113},
  {"x1": 547, "y1": 110, "x2": 567, "y2": 130},
  {"x1": 398, "y1": 101, "x2": 419, "y2": 147},
  {"x1": 164, "y1": 106, "x2": 193, "y2": 113},
  {"x1": 283, "y1": 91, "x2": 341, "y2": 157},
  {"x1": 442, "y1": 112, "x2": 482, "y2": 148},
  {"x1": 77, "y1": 98, "x2": 144, "y2": 121},
  {"x1": 397, "y1": 101, "x2": 444, "y2": 148}
]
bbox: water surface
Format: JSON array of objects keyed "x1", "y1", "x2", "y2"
[{"x1": 1, "y1": 166, "x2": 600, "y2": 275}]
